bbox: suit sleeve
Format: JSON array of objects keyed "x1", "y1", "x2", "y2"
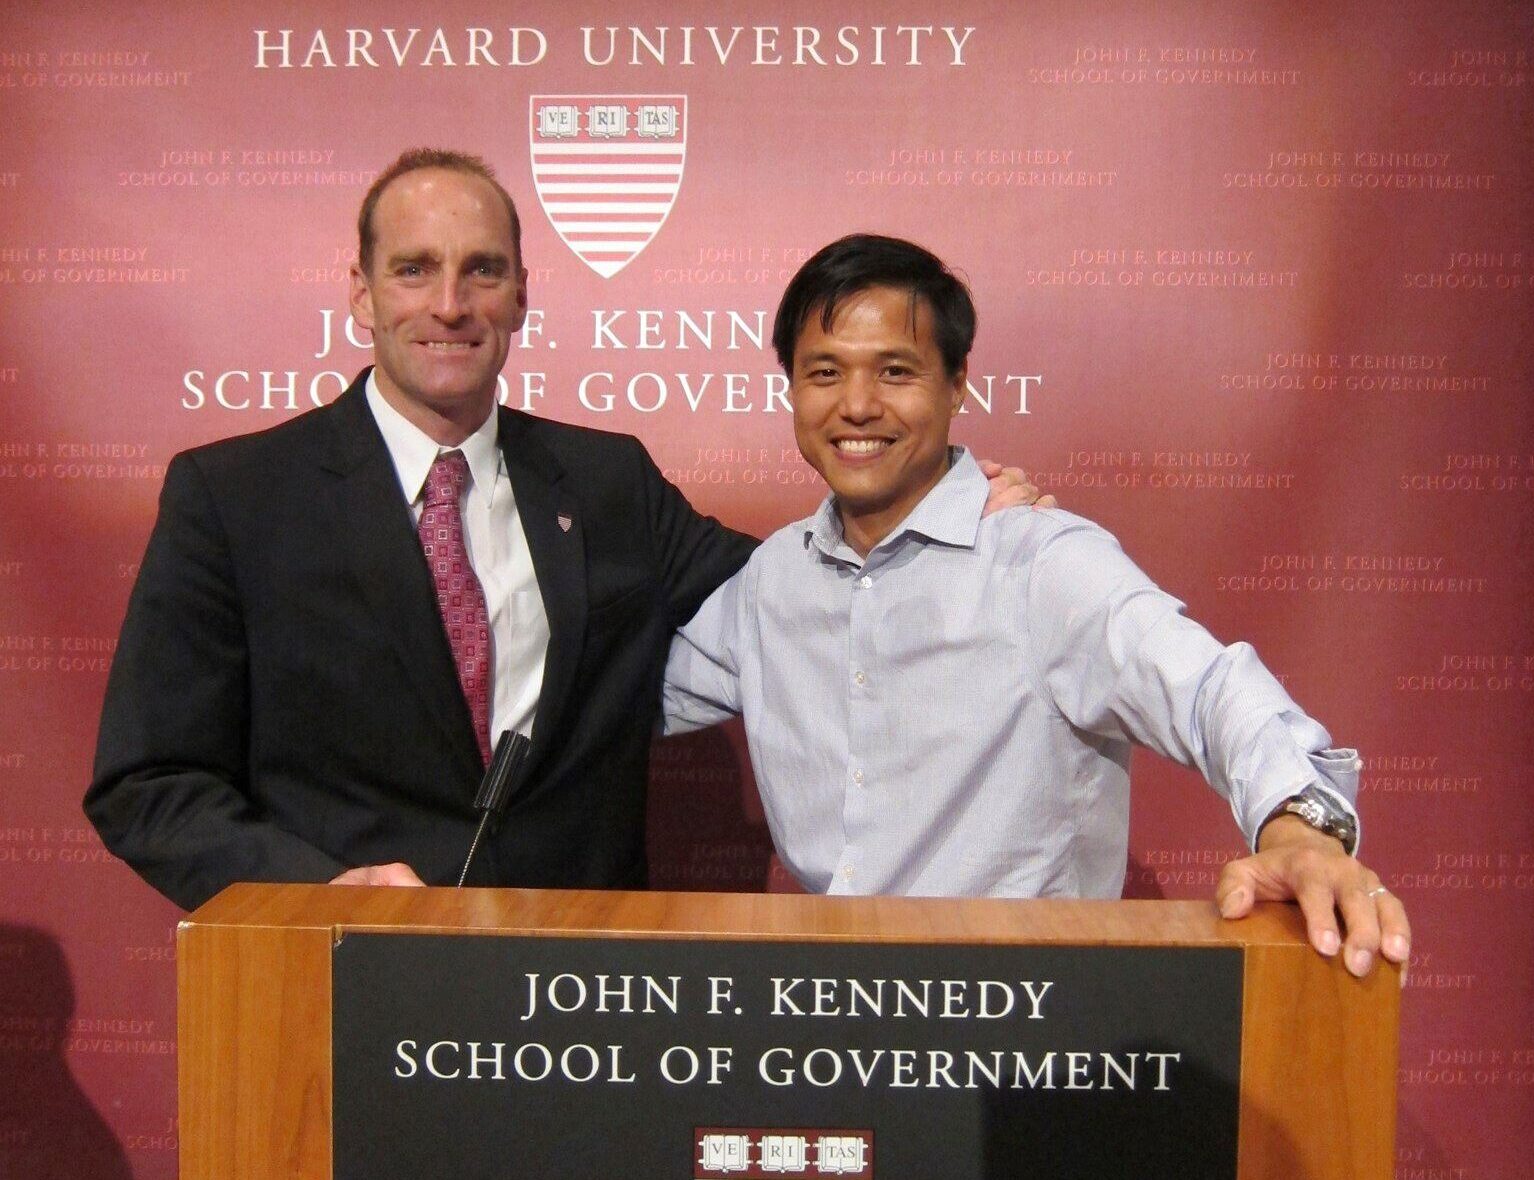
[
  {"x1": 633, "y1": 439, "x2": 758, "y2": 630},
  {"x1": 1023, "y1": 517, "x2": 1360, "y2": 848},
  {"x1": 85, "y1": 453, "x2": 346, "y2": 910}
]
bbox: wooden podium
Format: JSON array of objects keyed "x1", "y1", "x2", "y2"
[{"x1": 178, "y1": 884, "x2": 1399, "y2": 1179}]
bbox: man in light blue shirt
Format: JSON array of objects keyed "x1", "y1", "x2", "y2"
[{"x1": 663, "y1": 234, "x2": 1410, "y2": 978}]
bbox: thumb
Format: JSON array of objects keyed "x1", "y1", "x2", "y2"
[{"x1": 1216, "y1": 863, "x2": 1258, "y2": 918}]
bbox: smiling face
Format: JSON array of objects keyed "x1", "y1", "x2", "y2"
[
  {"x1": 790, "y1": 285, "x2": 967, "y2": 556},
  {"x1": 349, "y1": 167, "x2": 528, "y2": 444}
]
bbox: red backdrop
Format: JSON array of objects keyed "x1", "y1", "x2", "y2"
[{"x1": 1, "y1": 2, "x2": 1529, "y2": 1175}]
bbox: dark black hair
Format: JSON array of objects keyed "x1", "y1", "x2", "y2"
[{"x1": 771, "y1": 234, "x2": 976, "y2": 376}]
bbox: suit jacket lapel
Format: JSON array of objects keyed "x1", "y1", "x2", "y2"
[
  {"x1": 498, "y1": 408, "x2": 587, "y2": 784},
  {"x1": 319, "y1": 376, "x2": 482, "y2": 779}
]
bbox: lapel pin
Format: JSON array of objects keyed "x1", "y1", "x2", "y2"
[{"x1": 557, "y1": 513, "x2": 573, "y2": 533}]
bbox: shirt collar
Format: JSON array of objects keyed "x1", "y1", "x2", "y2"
[
  {"x1": 365, "y1": 371, "x2": 501, "y2": 504},
  {"x1": 804, "y1": 446, "x2": 988, "y2": 564}
]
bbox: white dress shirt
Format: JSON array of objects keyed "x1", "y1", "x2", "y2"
[{"x1": 366, "y1": 376, "x2": 549, "y2": 742}]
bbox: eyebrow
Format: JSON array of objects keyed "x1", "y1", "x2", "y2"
[
  {"x1": 383, "y1": 249, "x2": 512, "y2": 272},
  {"x1": 385, "y1": 249, "x2": 439, "y2": 269},
  {"x1": 462, "y1": 251, "x2": 512, "y2": 273}
]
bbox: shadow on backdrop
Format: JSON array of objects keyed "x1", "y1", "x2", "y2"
[
  {"x1": 648, "y1": 718, "x2": 775, "y2": 892},
  {"x1": 0, "y1": 924, "x2": 132, "y2": 1179}
]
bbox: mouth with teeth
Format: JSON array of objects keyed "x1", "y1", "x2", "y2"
[
  {"x1": 833, "y1": 437, "x2": 893, "y2": 457},
  {"x1": 420, "y1": 340, "x2": 478, "y2": 351}
]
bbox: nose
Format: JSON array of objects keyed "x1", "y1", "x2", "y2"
[
  {"x1": 838, "y1": 373, "x2": 881, "y2": 422},
  {"x1": 430, "y1": 274, "x2": 468, "y2": 322}
]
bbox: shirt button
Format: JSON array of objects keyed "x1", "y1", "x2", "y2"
[
  {"x1": 852, "y1": 769, "x2": 864, "y2": 784},
  {"x1": 843, "y1": 866, "x2": 855, "y2": 880},
  {"x1": 854, "y1": 671, "x2": 866, "y2": 686},
  {"x1": 858, "y1": 575, "x2": 873, "y2": 589}
]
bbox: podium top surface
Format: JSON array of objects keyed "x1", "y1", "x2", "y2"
[{"x1": 182, "y1": 883, "x2": 1316, "y2": 948}]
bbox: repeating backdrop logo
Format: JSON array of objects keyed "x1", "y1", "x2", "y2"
[{"x1": 530, "y1": 94, "x2": 688, "y2": 278}]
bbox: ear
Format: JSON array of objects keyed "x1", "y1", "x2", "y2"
[
  {"x1": 348, "y1": 263, "x2": 374, "y2": 332},
  {"x1": 949, "y1": 363, "x2": 968, "y2": 416},
  {"x1": 510, "y1": 265, "x2": 529, "y2": 333}
]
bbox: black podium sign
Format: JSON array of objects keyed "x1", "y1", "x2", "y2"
[{"x1": 334, "y1": 933, "x2": 1242, "y2": 1178}]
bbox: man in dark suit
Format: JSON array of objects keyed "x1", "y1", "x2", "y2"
[{"x1": 85, "y1": 149, "x2": 757, "y2": 909}]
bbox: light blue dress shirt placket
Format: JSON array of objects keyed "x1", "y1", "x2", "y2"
[{"x1": 836, "y1": 546, "x2": 886, "y2": 892}]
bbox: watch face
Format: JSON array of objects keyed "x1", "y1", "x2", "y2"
[{"x1": 1288, "y1": 792, "x2": 1357, "y2": 853}]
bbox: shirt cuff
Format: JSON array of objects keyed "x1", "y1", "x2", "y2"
[
  {"x1": 1236, "y1": 713, "x2": 1362, "y2": 851},
  {"x1": 1300, "y1": 747, "x2": 1363, "y2": 856}
]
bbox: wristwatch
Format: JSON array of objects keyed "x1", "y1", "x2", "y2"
[{"x1": 1272, "y1": 785, "x2": 1358, "y2": 855}]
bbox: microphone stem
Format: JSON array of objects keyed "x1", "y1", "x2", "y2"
[{"x1": 457, "y1": 812, "x2": 494, "y2": 888}]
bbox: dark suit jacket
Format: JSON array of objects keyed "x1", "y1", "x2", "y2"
[{"x1": 86, "y1": 371, "x2": 756, "y2": 909}]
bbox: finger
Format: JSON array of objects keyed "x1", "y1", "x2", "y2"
[
  {"x1": 1291, "y1": 873, "x2": 1343, "y2": 959},
  {"x1": 1376, "y1": 891, "x2": 1412, "y2": 963},
  {"x1": 976, "y1": 459, "x2": 1002, "y2": 477},
  {"x1": 378, "y1": 862, "x2": 426, "y2": 886},
  {"x1": 1035, "y1": 494, "x2": 1058, "y2": 510},
  {"x1": 1336, "y1": 882, "x2": 1384, "y2": 977}
]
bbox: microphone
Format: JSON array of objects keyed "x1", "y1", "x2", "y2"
[{"x1": 457, "y1": 730, "x2": 531, "y2": 888}]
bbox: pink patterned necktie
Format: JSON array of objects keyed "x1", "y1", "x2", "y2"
[{"x1": 418, "y1": 451, "x2": 491, "y2": 765}]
